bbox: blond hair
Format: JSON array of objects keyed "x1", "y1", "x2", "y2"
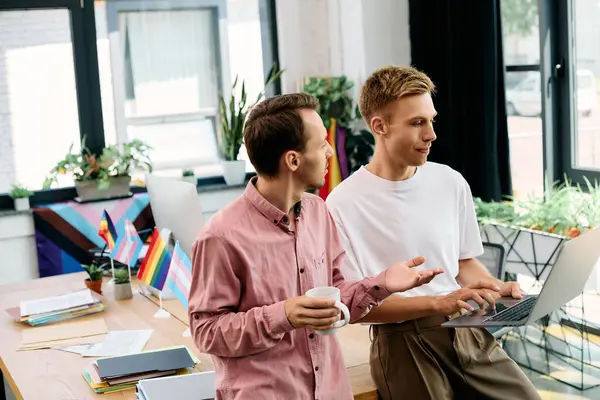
[{"x1": 359, "y1": 65, "x2": 435, "y2": 123}]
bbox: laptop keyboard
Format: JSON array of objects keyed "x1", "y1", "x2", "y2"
[{"x1": 484, "y1": 296, "x2": 537, "y2": 322}]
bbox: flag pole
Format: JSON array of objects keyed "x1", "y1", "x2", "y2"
[
  {"x1": 108, "y1": 257, "x2": 116, "y2": 285},
  {"x1": 154, "y1": 290, "x2": 171, "y2": 319}
]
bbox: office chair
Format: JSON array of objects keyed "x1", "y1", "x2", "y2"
[{"x1": 478, "y1": 242, "x2": 513, "y2": 340}]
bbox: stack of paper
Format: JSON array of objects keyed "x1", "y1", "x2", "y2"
[
  {"x1": 82, "y1": 346, "x2": 198, "y2": 395},
  {"x1": 8, "y1": 289, "x2": 105, "y2": 327},
  {"x1": 58, "y1": 329, "x2": 153, "y2": 357},
  {"x1": 18, "y1": 319, "x2": 108, "y2": 351}
]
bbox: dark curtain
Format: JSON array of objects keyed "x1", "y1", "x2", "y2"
[{"x1": 409, "y1": 0, "x2": 512, "y2": 202}]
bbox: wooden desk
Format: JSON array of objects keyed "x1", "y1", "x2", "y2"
[
  {"x1": 0, "y1": 274, "x2": 377, "y2": 399},
  {"x1": 146, "y1": 293, "x2": 378, "y2": 399},
  {"x1": 0, "y1": 273, "x2": 213, "y2": 400}
]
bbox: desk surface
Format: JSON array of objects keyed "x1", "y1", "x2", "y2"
[{"x1": 0, "y1": 274, "x2": 377, "y2": 399}]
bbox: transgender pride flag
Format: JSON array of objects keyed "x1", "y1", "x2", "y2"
[
  {"x1": 165, "y1": 241, "x2": 193, "y2": 309},
  {"x1": 110, "y1": 219, "x2": 143, "y2": 267}
]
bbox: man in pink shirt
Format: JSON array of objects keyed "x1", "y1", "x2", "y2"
[{"x1": 188, "y1": 93, "x2": 444, "y2": 399}]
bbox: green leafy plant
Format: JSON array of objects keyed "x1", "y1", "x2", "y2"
[
  {"x1": 218, "y1": 63, "x2": 284, "y2": 161},
  {"x1": 114, "y1": 268, "x2": 130, "y2": 285},
  {"x1": 303, "y1": 76, "x2": 355, "y2": 130},
  {"x1": 303, "y1": 76, "x2": 374, "y2": 173},
  {"x1": 103, "y1": 139, "x2": 153, "y2": 177},
  {"x1": 82, "y1": 262, "x2": 103, "y2": 281},
  {"x1": 182, "y1": 169, "x2": 195, "y2": 177},
  {"x1": 475, "y1": 177, "x2": 600, "y2": 239},
  {"x1": 43, "y1": 137, "x2": 153, "y2": 190},
  {"x1": 9, "y1": 184, "x2": 33, "y2": 199}
]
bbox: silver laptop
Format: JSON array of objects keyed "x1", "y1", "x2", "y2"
[{"x1": 443, "y1": 227, "x2": 600, "y2": 328}]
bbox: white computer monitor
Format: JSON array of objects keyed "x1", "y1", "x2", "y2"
[{"x1": 145, "y1": 173, "x2": 204, "y2": 257}]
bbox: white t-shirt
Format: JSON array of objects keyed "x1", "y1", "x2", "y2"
[{"x1": 326, "y1": 162, "x2": 483, "y2": 297}]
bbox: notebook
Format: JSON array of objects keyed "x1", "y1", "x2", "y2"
[{"x1": 137, "y1": 371, "x2": 216, "y2": 400}]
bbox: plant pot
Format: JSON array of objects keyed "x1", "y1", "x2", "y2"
[
  {"x1": 182, "y1": 175, "x2": 197, "y2": 185},
  {"x1": 221, "y1": 160, "x2": 246, "y2": 186},
  {"x1": 114, "y1": 283, "x2": 133, "y2": 300},
  {"x1": 85, "y1": 279, "x2": 103, "y2": 295},
  {"x1": 14, "y1": 197, "x2": 30, "y2": 211},
  {"x1": 75, "y1": 175, "x2": 131, "y2": 201}
]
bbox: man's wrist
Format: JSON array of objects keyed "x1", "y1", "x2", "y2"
[{"x1": 429, "y1": 296, "x2": 444, "y2": 314}]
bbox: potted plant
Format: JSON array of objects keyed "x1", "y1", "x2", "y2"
[
  {"x1": 113, "y1": 268, "x2": 133, "y2": 300},
  {"x1": 9, "y1": 184, "x2": 33, "y2": 211},
  {"x1": 476, "y1": 178, "x2": 599, "y2": 283},
  {"x1": 82, "y1": 261, "x2": 103, "y2": 294},
  {"x1": 181, "y1": 169, "x2": 197, "y2": 185},
  {"x1": 303, "y1": 77, "x2": 375, "y2": 174},
  {"x1": 218, "y1": 63, "x2": 284, "y2": 185},
  {"x1": 43, "y1": 138, "x2": 153, "y2": 201}
]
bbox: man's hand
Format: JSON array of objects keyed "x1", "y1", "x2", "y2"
[
  {"x1": 384, "y1": 256, "x2": 445, "y2": 293},
  {"x1": 284, "y1": 296, "x2": 340, "y2": 331},
  {"x1": 498, "y1": 281, "x2": 525, "y2": 299},
  {"x1": 435, "y1": 281, "x2": 502, "y2": 315}
]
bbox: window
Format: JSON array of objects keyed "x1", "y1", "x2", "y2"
[
  {"x1": 99, "y1": 0, "x2": 273, "y2": 181},
  {"x1": 0, "y1": 7, "x2": 83, "y2": 193},
  {"x1": 0, "y1": 0, "x2": 278, "y2": 206},
  {"x1": 501, "y1": 0, "x2": 543, "y2": 198},
  {"x1": 501, "y1": 0, "x2": 600, "y2": 193},
  {"x1": 570, "y1": 0, "x2": 600, "y2": 172}
]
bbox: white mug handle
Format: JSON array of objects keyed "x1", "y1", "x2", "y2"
[{"x1": 332, "y1": 301, "x2": 350, "y2": 328}]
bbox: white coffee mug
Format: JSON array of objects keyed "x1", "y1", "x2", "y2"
[{"x1": 305, "y1": 286, "x2": 350, "y2": 335}]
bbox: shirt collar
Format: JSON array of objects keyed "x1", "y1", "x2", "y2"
[{"x1": 244, "y1": 176, "x2": 301, "y2": 228}]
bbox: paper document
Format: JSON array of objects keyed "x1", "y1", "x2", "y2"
[
  {"x1": 20, "y1": 289, "x2": 95, "y2": 317},
  {"x1": 21, "y1": 318, "x2": 107, "y2": 346},
  {"x1": 58, "y1": 330, "x2": 153, "y2": 357}
]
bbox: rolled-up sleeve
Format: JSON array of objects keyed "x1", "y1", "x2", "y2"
[{"x1": 188, "y1": 234, "x2": 294, "y2": 358}]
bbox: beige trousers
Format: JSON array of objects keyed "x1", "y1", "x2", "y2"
[{"x1": 370, "y1": 315, "x2": 541, "y2": 400}]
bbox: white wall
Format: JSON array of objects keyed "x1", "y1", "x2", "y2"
[{"x1": 275, "y1": 0, "x2": 411, "y2": 95}]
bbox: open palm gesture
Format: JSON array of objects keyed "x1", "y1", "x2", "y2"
[{"x1": 384, "y1": 256, "x2": 444, "y2": 293}]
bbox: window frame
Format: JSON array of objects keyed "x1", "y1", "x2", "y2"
[
  {"x1": 552, "y1": 0, "x2": 600, "y2": 186},
  {"x1": 105, "y1": 0, "x2": 228, "y2": 169},
  {"x1": 0, "y1": 0, "x2": 279, "y2": 210}
]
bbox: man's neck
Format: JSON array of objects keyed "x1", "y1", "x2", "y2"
[
  {"x1": 366, "y1": 154, "x2": 417, "y2": 182},
  {"x1": 254, "y1": 176, "x2": 303, "y2": 215}
]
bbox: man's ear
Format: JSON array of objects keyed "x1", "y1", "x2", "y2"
[
  {"x1": 371, "y1": 116, "x2": 386, "y2": 137},
  {"x1": 283, "y1": 150, "x2": 300, "y2": 172}
]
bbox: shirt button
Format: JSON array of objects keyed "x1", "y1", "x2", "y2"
[
  {"x1": 194, "y1": 314, "x2": 199, "y2": 320},
  {"x1": 315, "y1": 366, "x2": 319, "y2": 371},
  {"x1": 300, "y1": 268, "x2": 305, "y2": 273},
  {"x1": 282, "y1": 216, "x2": 289, "y2": 223},
  {"x1": 309, "y1": 333, "x2": 314, "y2": 339},
  {"x1": 273, "y1": 219, "x2": 278, "y2": 224},
  {"x1": 375, "y1": 285, "x2": 380, "y2": 291}
]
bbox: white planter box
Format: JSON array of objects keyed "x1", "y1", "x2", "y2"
[{"x1": 14, "y1": 197, "x2": 30, "y2": 211}]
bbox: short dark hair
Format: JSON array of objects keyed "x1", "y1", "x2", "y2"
[{"x1": 243, "y1": 93, "x2": 319, "y2": 177}]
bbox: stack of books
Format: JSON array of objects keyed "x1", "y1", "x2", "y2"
[
  {"x1": 6, "y1": 289, "x2": 104, "y2": 327},
  {"x1": 82, "y1": 346, "x2": 198, "y2": 395}
]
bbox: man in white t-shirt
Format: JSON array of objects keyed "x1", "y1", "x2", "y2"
[{"x1": 326, "y1": 66, "x2": 540, "y2": 400}]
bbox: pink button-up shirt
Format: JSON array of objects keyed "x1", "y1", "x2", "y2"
[{"x1": 188, "y1": 178, "x2": 391, "y2": 400}]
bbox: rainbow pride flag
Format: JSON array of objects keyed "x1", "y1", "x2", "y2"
[
  {"x1": 98, "y1": 210, "x2": 117, "y2": 251},
  {"x1": 137, "y1": 228, "x2": 172, "y2": 291},
  {"x1": 318, "y1": 118, "x2": 349, "y2": 200},
  {"x1": 165, "y1": 241, "x2": 192, "y2": 309}
]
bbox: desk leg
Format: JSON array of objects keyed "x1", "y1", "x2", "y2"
[{"x1": 0, "y1": 369, "x2": 6, "y2": 400}]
